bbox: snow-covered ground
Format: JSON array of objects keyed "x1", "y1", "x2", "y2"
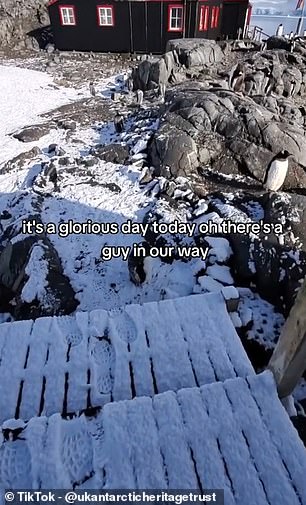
[
  {"x1": 0, "y1": 66, "x2": 84, "y2": 166},
  {"x1": 0, "y1": 65, "x2": 200, "y2": 311},
  {"x1": 0, "y1": 58, "x2": 305, "y2": 497},
  {"x1": 0, "y1": 61, "x2": 305, "y2": 416}
]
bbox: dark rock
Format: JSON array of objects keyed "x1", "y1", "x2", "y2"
[
  {"x1": 1, "y1": 147, "x2": 41, "y2": 174},
  {"x1": 91, "y1": 144, "x2": 130, "y2": 164},
  {"x1": 0, "y1": 0, "x2": 50, "y2": 48},
  {"x1": 48, "y1": 143, "x2": 58, "y2": 154},
  {"x1": 266, "y1": 36, "x2": 292, "y2": 51},
  {"x1": 139, "y1": 167, "x2": 153, "y2": 185},
  {"x1": 58, "y1": 119, "x2": 77, "y2": 131},
  {"x1": 83, "y1": 157, "x2": 97, "y2": 167},
  {"x1": 58, "y1": 157, "x2": 71, "y2": 166},
  {"x1": 149, "y1": 120, "x2": 198, "y2": 178},
  {"x1": 0, "y1": 283, "x2": 14, "y2": 311},
  {"x1": 166, "y1": 39, "x2": 224, "y2": 68},
  {"x1": 147, "y1": 84, "x2": 306, "y2": 189},
  {"x1": 13, "y1": 125, "x2": 49, "y2": 142},
  {"x1": 228, "y1": 233, "x2": 306, "y2": 315},
  {"x1": 45, "y1": 43, "x2": 55, "y2": 54},
  {"x1": 0, "y1": 210, "x2": 12, "y2": 220},
  {"x1": 132, "y1": 57, "x2": 170, "y2": 91},
  {"x1": 291, "y1": 416, "x2": 306, "y2": 448},
  {"x1": 48, "y1": 143, "x2": 65, "y2": 156},
  {"x1": 0, "y1": 218, "x2": 78, "y2": 319},
  {"x1": 263, "y1": 192, "x2": 306, "y2": 250},
  {"x1": 101, "y1": 182, "x2": 121, "y2": 193}
]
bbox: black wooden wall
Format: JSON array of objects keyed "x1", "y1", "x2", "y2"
[{"x1": 48, "y1": 0, "x2": 248, "y2": 53}]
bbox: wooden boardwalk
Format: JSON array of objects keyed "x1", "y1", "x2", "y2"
[
  {"x1": 0, "y1": 292, "x2": 254, "y2": 423},
  {"x1": 1, "y1": 371, "x2": 306, "y2": 505}
]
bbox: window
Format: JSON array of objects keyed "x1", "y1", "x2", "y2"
[
  {"x1": 168, "y1": 5, "x2": 184, "y2": 32},
  {"x1": 214, "y1": 6, "x2": 220, "y2": 28},
  {"x1": 199, "y1": 5, "x2": 209, "y2": 31},
  {"x1": 210, "y1": 6, "x2": 220, "y2": 29},
  {"x1": 59, "y1": 6, "x2": 76, "y2": 26},
  {"x1": 97, "y1": 6, "x2": 114, "y2": 26}
]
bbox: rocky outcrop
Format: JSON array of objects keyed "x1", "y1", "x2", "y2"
[
  {"x1": 147, "y1": 83, "x2": 306, "y2": 190},
  {"x1": 228, "y1": 50, "x2": 306, "y2": 98},
  {"x1": 262, "y1": 192, "x2": 306, "y2": 251},
  {"x1": 0, "y1": 216, "x2": 78, "y2": 320},
  {"x1": 13, "y1": 125, "x2": 50, "y2": 142},
  {"x1": 90, "y1": 144, "x2": 130, "y2": 164},
  {"x1": 0, "y1": 0, "x2": 49, "y2": 49},
  {"x1": 132, "y1": 39, "x2": 224, "y2": 91},
  {"x1": 166, "y1": 38, "x2": 224, "y2": 68},
  {"x1": 228, "y1": 233, "x2": 306, "y2": 316}
]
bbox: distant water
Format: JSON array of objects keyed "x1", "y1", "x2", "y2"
[{"x1": 251, "y1": 15, "x2": 306, "y2": 37}]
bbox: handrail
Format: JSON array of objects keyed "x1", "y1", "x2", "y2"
[{"x1": 245, "y1": 25, "x2": 270, "y2": 40}]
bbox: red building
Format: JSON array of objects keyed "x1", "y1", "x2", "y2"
[{"x1": 48, "y1": 0, "x2": 250, "y2": 54}]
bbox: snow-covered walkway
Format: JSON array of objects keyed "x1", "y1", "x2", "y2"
[
  {"x1": 1, "y1": 371, "x2": 306, "y2": 505},
  {"x1": 0, "y1": 292, "x2": 253, "y2": 423}
]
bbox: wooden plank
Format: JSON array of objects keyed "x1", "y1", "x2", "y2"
[
  {"x1": 172, "y1": 294, "x2": 239, "y2": 383},
  {"x1": 200, "y1": 381, "x2": 268, "y2": 505},
  {"x1": 20, "y1": 317, "x2": 52, "y2": 420},
  {"x1": 153, "y1": 391, "x2": 199, "y2": 489},
  {"x1": 66, "y1": 312, "x2": 89, "y2": 413},
  {"x1": 125, "y1": 303, "x2": 155, "y2": 398},
  {"x1": 247, "y1": 372, "x2": 306, "y2": 500},
  {"x1": 268, "y1": 276, "x2": 306, "y2": 398},
  {"x1": 124, "y1": 396, "x2": 167, "y2": 488},
  {"x1": 43, "y1": 317, "x2": 69, "y2": 416},
  {"x1": 225, "y1": 376, "x2": 300, "y2": 505},
  {"x1": 177, "y1": 386, "x2": 236, "y2": 503},
  {"x1": 0, "y1": 320, "x2": 33, "y2": 422}
]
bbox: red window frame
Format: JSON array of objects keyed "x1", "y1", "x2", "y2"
[
  {"x1": 168, "y1": 5, "x2": 184, "y2": 32},
  {"x1": 210, "y1": 6, "x2": 216, "y2": 28},
  {"x1": 59, "y1": 5, "x2": 76, "y2": 26},
  {"x1": 97, "y1": 5, "x2": 115, "y2": 27},
  {"x1": 199, "y1": 5, "x2": 209, "y2": 31},
  {"x1": 210, "y1": 6, "x2": 220, "y2": 29}
]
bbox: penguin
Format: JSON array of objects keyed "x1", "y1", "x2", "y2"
[
  {"x1": 158, "y1": 82, "x2": 166, "y2": 101},
  {"x1": 126, "y1": 76, "x2": 134, "y2": 92},
  {"x1": 232, "y1": 71, "x2": 245, "y2": 93},
  {"x1": 290, "y1": 40, "x2": 296, "y2": 53},
  {"x1": 264, "y1": 71, "x2": 276, "y2": 95},
  {"x1": 244, "y1": 75, "x2": 256, "y2": 95},
  {"x1": 114, "y1": 112, "x2": 124, "y2": 133},
  {"x1": 136, "y1": 89, "x2": 144, "y2": 106},
  {"x1": 44, "y1": 162, "x2": 57, "y2": 184},
  {"x1": 263, "y1": 150, "x2": 291, "y2": 192},
  {"x1": 290, "y1": 79, "x2": 296, "y2": 97},
  {"x1": 229, "y1": 64, "x2": 243, "y2": 88},
  {"x1": 127, "y1": 241, "x2": 151, "y2": 285},
  {"x1": 276, "y1": 24, "x2": 284, "y2": 37},
  {"x1": 89, "y1": 81, "x2": 96, "y2": 97}
]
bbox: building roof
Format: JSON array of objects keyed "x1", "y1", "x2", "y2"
[{"x1": 0, "y1": 292, "x2": 253, "y2": 422}]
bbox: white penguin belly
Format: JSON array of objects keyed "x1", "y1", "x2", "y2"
[{"x1": 264, "y1": 160, "x2": 288, "y2": 191}]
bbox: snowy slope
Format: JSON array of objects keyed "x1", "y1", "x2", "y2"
[{"x1": 0, "y1": 65, "x2": 97, "y2": 167}]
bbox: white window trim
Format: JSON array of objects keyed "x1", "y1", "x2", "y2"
[
  {"x1": 98, "y1": 6, "x2": 114, "y2": 26},
  {"x1": 168, "y1": 6, "x2": 183, "y2": 32},
  {"x1": 60, "y1": 6, "x2": 76, "y2": 26}
]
